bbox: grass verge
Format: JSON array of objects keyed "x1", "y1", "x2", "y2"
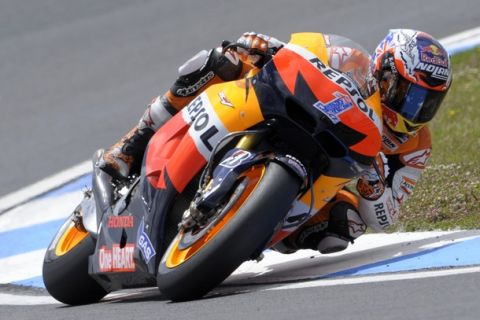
[{"x1": 396, "y1": 47, "x2": 480, "y2": 231}]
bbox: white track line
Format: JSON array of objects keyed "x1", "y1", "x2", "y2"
[
  {"x1": 0, "y1": 293, "x2": 58, "y2": 305},
  {"x1": 0, "y1": 161, "x2": 91, "y2": 214},
  {"x1": 3, "y1": 267, "x2": 479, "y2": 305},
  {"x1": 0, "y1": 249, "x2": 47, "y2": 284},
  {"x1": 440, "y1": 26, "x2": 480, "y2": 53},
  {"x1": 268, "y1": 266, "x2": 480, "y2": 291}
]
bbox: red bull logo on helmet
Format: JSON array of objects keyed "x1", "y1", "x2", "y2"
[
  {"x1": 419, "y1": 40, "x2": 448, "y2": 67},
  {"x1": 423, "y1": 44, "x2": 441, "y2": 55}
]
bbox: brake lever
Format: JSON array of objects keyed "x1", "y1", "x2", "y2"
[{"x1": 221, "y1": 41, "x2": 267, "y2": 57}]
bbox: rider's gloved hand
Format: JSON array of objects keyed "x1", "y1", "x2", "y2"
[{"x1": 233, "y1": 32, "x2": 283, "y2": 68}]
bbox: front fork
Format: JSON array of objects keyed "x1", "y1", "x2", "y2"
[{"x1": 180, "y1": 132, "x2": 308, "y2": 229}]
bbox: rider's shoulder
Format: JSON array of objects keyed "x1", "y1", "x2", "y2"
[
  {"x1": 418, "y1": 125, "x2": 431, "y2": 142},
  {"x1": 382, "y1": 126, "x2": 432, "y2": 155}
]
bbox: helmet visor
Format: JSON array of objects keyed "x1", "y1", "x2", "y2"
[{"x1": 388, "y1": 77, "x2": 447, "y2": 124}]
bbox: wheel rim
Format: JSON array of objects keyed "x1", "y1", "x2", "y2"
[
  {"x1": 165, "y1": 164, "x2": 266, "y2": 268},
  {"x1": 54, "y1": 221, "x2": 89, "y2": 256}
]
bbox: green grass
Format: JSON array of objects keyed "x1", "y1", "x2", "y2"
[{"x1": 395, "y1": 47, "x2": 480, "y2": 231}]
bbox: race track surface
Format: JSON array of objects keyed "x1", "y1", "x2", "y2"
[{"x1": 1, "y1": 272, "x2": 480, "y2": 320}]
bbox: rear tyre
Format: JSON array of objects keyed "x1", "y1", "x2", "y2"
[
  {"x1": 157, "y1": 162, "x2": 301, "y2": 301},
  {"x1": 43, "y1": 217, "x2": 108, "y2": 305}
]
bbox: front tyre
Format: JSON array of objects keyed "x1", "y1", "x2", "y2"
[
  {"x1": 157, "y1": 162, "x2": 301, "y2": 301},
  {"x1": 43, "y1": 216, "x2": 107, "y2": 305}
]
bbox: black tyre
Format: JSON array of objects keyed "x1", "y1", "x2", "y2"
[
  {"x1": 43, "y1": 217, "x2": 108, "y2": 305},
  {"x1": 157, "y1": 162, "x2": 301, "y2": 301}
]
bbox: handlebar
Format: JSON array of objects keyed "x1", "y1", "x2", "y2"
[{"x1": 221, "y1": 40, "x2": 269, "y2": 58}]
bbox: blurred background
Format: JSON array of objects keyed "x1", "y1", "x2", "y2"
[{"x1": 1, "y1": 0, "x2": 479, "y2": 197}]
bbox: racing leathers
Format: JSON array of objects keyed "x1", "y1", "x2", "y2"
[{"x1": 99, "y1": 32, "x2": 431, "y2": 254}]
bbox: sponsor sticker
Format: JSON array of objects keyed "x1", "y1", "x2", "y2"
[
  {"x1": 357, "y1": 179, "x2": 384, "y2": 201},
  {"x1": 107, "y1": 215, "x2": 134, "y2": 229},
  {"x1": 415, "y1": 35, "x2": 450, "y2": 80},
  {"x1": 182, "y1": 94, "x2": 229, "y2": 159},
  {"x1": 176, "y1": 71, "x2": 215, "y2": 97},
  {"x1": 137, "y1": 219, "x2": 156, "y2": 264},
  {"x1": 285, "y1": 155, "x2": 307, "y2": 180},
  {"x1": 420, "y1": 44, "x2": 448, "y2": 67},
  {"x1": 99, "y1": 244, "x2": 135, "y2": 272},
  {"x1": 382, "y1": 134, "x2": 398, "y2": 151},
  {"x1": 373, "y1": 202, "x2": 390, "y2": 228},
  {"x1": 400, "y1": 176, "x2": 417, "y2": 195},
  {"x1": 415, "y1": 62, "x2": 449, "y2": 81},
  {"x1": 313, "y1": 92, "x2": 354, "y2": 124},
  {"x1": 218, "y1": 91, "x2": 234, "y2": 108},
  {"x1": 220, "y1": 150, "x2": 252, "y2": 168}
]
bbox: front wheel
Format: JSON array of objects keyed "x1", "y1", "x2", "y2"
[
  {"x1": 157, "y1": 162, "x2": 301, "y2": 301},
  {"x1": 43, "y1": 212, "x2": 108, "y2": 305}
]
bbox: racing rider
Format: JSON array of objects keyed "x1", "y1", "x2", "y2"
[{"x1": 97, "y1": 29, "x2": 452, "y2": 254}]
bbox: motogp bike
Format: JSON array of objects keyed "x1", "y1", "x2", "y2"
[{"x1": 42, "y1": 33, "x2": 382, "y2": 304}]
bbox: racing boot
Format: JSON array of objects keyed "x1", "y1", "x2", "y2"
[
  {"x1": 98, "y1": 95, "x2": 176, "y2": 179},
  {"x1": 273, "y1": 190, "x2": 367, "y2": 254},
  {"x1": 99, "y1": 126, "x2": 155, "y2": 180}
]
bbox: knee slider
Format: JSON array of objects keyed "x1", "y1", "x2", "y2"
[
  {"x1": 317, "y1": 236, "x2": 349, "y2": 254},
  {"x1": 316, "y1": 202, "x2": 366, "y2": 254}
]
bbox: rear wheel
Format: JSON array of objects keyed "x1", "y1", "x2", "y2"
[
  {"x1": 157, "y1": 162, "x2": 301, "y2": 301},
  {"x1": 43, "y1": 214, "x2": 108, "y2": 305}
]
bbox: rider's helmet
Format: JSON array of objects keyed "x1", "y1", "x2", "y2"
[{"x1": 372, "y1": 29, "x2": 452, "y2": 135}]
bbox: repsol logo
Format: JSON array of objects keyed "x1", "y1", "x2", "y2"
[
  {"x1": 374, "y1": 203, "x2": 390, "y2": 227},
  {"x1": 186, "y1": 96, "x2": 220, "y2": 151},
  {"x1": 309, "y1": 58, "x2": 377, "y2": 124}
]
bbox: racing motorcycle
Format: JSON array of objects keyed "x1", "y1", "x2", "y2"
[{"x1": 42, "y1": 33, "x2": 383, "y2": 304}]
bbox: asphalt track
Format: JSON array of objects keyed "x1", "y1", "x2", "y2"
[
  {"x1": 1, "y1": 272, "x2": 479, "y2": 320},
  {"x1": 1, "y1": 0, "x2": 480, "y2": 319}
]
